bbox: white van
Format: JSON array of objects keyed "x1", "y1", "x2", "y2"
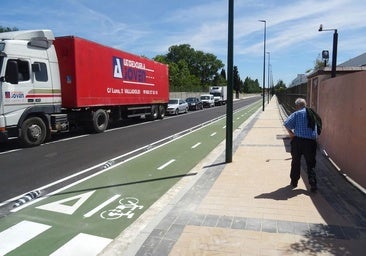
[{"x1": 200, "y1": 94, "x2": 215, "y2": 108}]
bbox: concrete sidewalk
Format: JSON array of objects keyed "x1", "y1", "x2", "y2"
[{"x1": 101, "y1": 96, "x2": 366, "y2": 255}]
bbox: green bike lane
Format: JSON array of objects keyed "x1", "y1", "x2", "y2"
[{"x1": 0, "y1": 101, "x2": 261, "y2": 256}]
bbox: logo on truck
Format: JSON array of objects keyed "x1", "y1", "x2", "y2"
[{"x1": 113, "y1": 56, "x2": 149, "y2": 84}]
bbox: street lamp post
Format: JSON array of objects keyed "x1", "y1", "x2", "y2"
[
  {"x1": 318, "y1": 24, "x2": 338, "y2": 78},
  {"x1": 266, "y1": 51, "x2": 270, "y2": 104},
  {"x1": 259, "y1": 20, "x2": 266, "y2": 111},
  {"x1": 225, "y1": 0, "x2": 234, "y2": 163}
]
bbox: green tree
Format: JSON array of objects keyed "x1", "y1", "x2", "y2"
[
  {"x1": 168, "y1": 60, "x2": 200, "y2": 91},
  {"x1": 220, "y1": 69, "x2": 226, "y2": 80},
  {"x1": 154, "y1": 44, "x2": 224, "y2": 92},
  {"x1": 274, "y1": 80, "x2": 286, "y2": 94},
  {"x1": 314, "y1": 54, "x2": 328, "y2": 70},
  {"x1": 233, "y1": 66, "x2": 241, "y2": 98},
  {"x1": 0, "y1": 26, "x2": 19, "y2": 32},
  {"x1": 243, "y1": 76, "x2": 261, "y2": 93}
]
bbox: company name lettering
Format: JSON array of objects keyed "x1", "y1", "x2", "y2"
[
  {"x1": 123, "y1": 59, "x2": 145, "y2": 69},
  {"x1": 113, "y1": 56, "x2": 147, "y2": 83},
  {"x1": 5, "y1": 91, "x2": 25, "y2": 99}
]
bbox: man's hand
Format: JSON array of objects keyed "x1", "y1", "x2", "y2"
[{"x1": 286, "y1": 128, "x2": 295, "y2": 140}]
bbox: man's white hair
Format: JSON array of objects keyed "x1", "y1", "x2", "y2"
[{"x1": 295, "y1": 98, "x2": 306, "y2": 108}]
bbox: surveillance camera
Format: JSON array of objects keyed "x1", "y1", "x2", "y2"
[{"x1": 318, "y1": 24, "x2": 323, "y2": 31}]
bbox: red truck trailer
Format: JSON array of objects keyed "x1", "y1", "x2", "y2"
[
  {"x1": 0, "y1": 30, "x2": 169, "y2": 146},
  {"x1": 54, "y1": 36, "x2": 169, "y2": 108}
]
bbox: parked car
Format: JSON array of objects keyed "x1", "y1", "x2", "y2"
[
  {"x1": 200, "y1": 94, "x2": 215, "y2": 108},
  {"x1": 186, "y1": 97, "x2": 203, "y2": 110},
  {"x1": 167, "y1": 98, "x2": 189, "y2": 115}
]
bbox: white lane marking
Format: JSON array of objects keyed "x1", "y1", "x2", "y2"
[
  {"x1": 84, "y1": 194, "x2": 121, "y2": 218},
  {"x1": 191, "y1": 142, "x2": 201, "y2": 149},
  {"x1": 210, "y1": 132, "x2": 217, "y2": 137},
  {"x1": 0, "y1": 220, "x2": 51, "y2": 255},
  {"x1": 50, "y1": 233, "x2": 112, "y2": 256},
  {"x1": 157, "y1": 159, "x2": 176, "y2": 170},
  {"x1": 36, "y1": 191, "x2": 95, "y2": 215},
  {"x1": 0, "y1": 149, "x2": 22, "y2": 155}
]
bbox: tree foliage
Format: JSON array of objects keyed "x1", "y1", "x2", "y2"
[
  {"x1": 154, "y1": 44, "x2": 224, "y2": 92},
  {"x1": 274, "y1": 80, "x2": 286, "y2": 94},
  {"x1": 314, "y1": 54, "x2": 328, "y2": 70},
  {"x1": 0, "y1": 26, "x2": 19, "y2": 32},
  {"x1": 242, "y1": 77, "x2": 262, "y2": 93}
]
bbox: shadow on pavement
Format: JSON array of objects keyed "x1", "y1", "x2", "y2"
[
  {"x1": 51, "y1": 172, "x2": 197, "y2": 196},
  {"x1": 255, "y1": 185, "x2": 310, "y2": 200}
]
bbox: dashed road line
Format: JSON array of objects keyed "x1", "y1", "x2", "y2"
[
  {"x1": 191, "y1": 142, "x2": 201, "y2": 149},
  {"x1": 157, "y1": 159, "x2": 176, "y2": 170}
]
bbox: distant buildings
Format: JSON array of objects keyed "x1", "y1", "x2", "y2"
[{"x1": 289, "y1": 74, "x2": 307, "y2": 87}]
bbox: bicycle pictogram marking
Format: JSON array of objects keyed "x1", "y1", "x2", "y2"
[{"x1": 100, "y1": 197, "x2": 143, "y2": 220}]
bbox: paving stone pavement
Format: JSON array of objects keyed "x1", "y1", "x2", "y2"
[{"x1": 100, "y1": 96, "x2": 366, "y2": 256}]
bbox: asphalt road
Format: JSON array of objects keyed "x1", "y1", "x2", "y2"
[{"x1": 0, "y1": 96, "x2": 261, "y2": 203}]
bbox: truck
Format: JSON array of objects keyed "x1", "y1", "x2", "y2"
[
  {"x1": 200, "y1": 94, "x2": 215, "y2": 108},
  {"x1": 0, "y1": 30, "x2": 169, "y2": 147},
  {"x1": 209, "y1": 86, "x2": 227, "y2": 106}
]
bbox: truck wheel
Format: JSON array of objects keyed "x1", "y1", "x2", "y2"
[
  {"x1": 92, "y1": 109, "x2": 109, "y2": 133},
  {"x1": 158, "y1": 105, "x2": 166, "y2": 119},
  {"x1": 147, "y1": 105, "x2": 158, "y2": 121},
  {"x1": 20, "y1": 117, "x2": 47, "y2": 147}
]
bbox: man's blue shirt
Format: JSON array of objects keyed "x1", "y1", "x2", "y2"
[{"x1": 284, "y1": 107, "x2": 317, "y2": 139}]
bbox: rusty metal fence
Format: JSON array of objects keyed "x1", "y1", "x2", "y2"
[{"x1": 276, "y1": 83, "x2": 307, "y2": 115}]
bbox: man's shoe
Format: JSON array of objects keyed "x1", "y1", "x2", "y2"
[{"x1": 291, "y1": 180, "x2": 298, "y2": 188}]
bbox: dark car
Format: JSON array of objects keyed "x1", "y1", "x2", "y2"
[{"x1": 186, "y1": 97, "x2": 203, "y2": 111}]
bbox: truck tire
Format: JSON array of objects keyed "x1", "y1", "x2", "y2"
[
  {"x1": 158, "y1": 105, "x2": 165, "y2": 119},
  {"x1": 147, "y1": 105, "x2": 158, "y2": 121},
  {"x1": 92, "y1": 109, "x2": 109, "y2": 133},
  {"x1": 20, "y1": 117, "x2": 47, "y2": 147}
]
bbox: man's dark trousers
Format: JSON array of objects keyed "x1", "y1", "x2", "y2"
[{"x1": 290, "y1": 137, "x2": 317, "y2": 186}]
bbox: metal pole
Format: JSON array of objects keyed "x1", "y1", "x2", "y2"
[
  {"x1": 225, "y1": 0, "x2": 234, "y2": 163},
  {"x1": 259, "y1": 20, "x2": 266, "y2": 111},
  {"x1": 318, "y1": 25, "x2": 338, "y2": 78},
  {"x1": 267, "y1": 52, "x2": 270, "y2": 103},
  {"x1": 331, "y1": 30, "x2": 338, "y2": 78}
]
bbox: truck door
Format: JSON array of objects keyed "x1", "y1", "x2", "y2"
[
  {"x1": 31, "y1": 58, "x2": 60, "y2": 106},
  {"x1": 2, "y1": 58, "x2": 35, "y2": 127}
]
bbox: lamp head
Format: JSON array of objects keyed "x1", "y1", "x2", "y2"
[
  {"x1": 322, "y1": 50, "x2": 329, "y2": 60},
  {"x1": 318, "y1": 24, "x2": 323, "y2": 31}
]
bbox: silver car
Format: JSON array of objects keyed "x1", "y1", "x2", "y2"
[{"x1": 167, "y1": 98, "x2": 189, "y2": 115}]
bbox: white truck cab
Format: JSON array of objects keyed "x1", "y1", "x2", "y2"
[{"x1": 0, "y1": 30, "x2": 63, "y2": 146}]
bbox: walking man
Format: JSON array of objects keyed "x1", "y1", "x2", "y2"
[{"x1": 284, "y1": 98, "x2": 319, "y2": 192}]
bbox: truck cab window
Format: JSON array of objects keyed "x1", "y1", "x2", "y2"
[
  {"x1": 5, "y1": 59, "x2": 30, "y2": 83},
  {"x1": 17, "y1": 60, "x2": 30, "y2": 81},
  {"x1": 34, "y1": 62, "x2": 48, "y2": 82}
]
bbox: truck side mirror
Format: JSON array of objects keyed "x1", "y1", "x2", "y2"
[
  {"x1": 5, "y1": 60, "x2": 19, "y2": 84},
  {"x1": 32, "y1": 63, "x2": 41, "y2": 72}
]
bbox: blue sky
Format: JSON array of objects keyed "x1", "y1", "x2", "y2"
[{"x1": 1, "y1": 0, "x2": 365, "y2": 86}]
